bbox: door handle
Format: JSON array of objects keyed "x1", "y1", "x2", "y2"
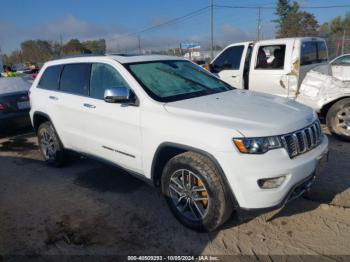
[
  {"x1": 83, "y1": 103, "x2": 96, "y2": 109},
  {"x1": 49, "y1": 96, "x2": 58, "y2": 100},
  {"x1": 231, "y1": 76, "x2": 237, "y2": 78}
]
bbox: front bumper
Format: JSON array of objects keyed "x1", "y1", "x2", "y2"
[{"x1": 216, "y1": 135, "x2": 329, "y2": 209}]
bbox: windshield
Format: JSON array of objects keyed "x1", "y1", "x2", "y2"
[{"x1": 124, "y1": 60, "x2": 233, "y2": 102}]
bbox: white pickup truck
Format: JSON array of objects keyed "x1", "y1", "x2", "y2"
[{"x1": 209, "y1": 37, "x2": 350, "y2": 141}]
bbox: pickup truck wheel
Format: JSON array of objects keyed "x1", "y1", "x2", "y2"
[
  {"x1": 37, "y1": 122, "x2": 66, "y2": 166},
  {"x1": 161, "y1": 152, "x2": 233, "y2": 232},
  {"x1": 326, "y1": 98, "x2": 350, "y2": 141}
]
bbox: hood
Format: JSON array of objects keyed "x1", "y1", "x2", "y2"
[{"x1": 164, "y1": 90, "x2": 316, "y2": 137}]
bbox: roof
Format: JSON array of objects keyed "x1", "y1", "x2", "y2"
[
  {"x1": 224, "y1": 37, "x2": 326, "y2": 48},
  {"x1": 44, "y1": 54, "x2": 187, "y2": 67},
  {"x1": 110, "y1": 55, "x2": 186, "y2": 64}
]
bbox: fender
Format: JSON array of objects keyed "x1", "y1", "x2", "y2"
[
  {"x1": 151, "y1": 142, "x2": 240, "y2": 208},
  {"x1": 32, "y1": 111, "x2": 54, "y2": 132}
]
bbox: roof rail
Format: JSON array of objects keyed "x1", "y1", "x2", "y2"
[
  {"x1": 56, "y1": 53, "x2": 106, "y2": 59},
  {"x1": 106, "y1": 53, "x2": 139, "y2": 57}
]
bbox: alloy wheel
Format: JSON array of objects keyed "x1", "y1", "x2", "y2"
[
  {"x1": 169, "y1": 169, "x2": 210, "y2": 221},
  {"x1": 40, "y1": 130, "x2": 56, "y2": 159}
]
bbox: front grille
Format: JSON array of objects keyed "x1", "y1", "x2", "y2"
[{"x1": 281, "y1": 120, "x2": 323, "y2": 158}]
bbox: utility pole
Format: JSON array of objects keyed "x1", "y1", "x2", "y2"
[
  {"x1": 342, "y1": 29, "x2": 346, "y2": 55},
  {"x1": 138, "y1": 34, "x2": 142, "y2": 54},
  {"x1": 210, "y1": 0, "x2": 214, "y2": 60},
  {"x1": 256, "y1": 7, "x2": 261, "y2": 41},
  {"x1": 59, "y1": 34, "x2": 63, "y2": 57}
]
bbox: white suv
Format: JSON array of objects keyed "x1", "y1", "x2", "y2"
[{"x1": 29, "y1": 55, "x2": 329, "y2": 231}]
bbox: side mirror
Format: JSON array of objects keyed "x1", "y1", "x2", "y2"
[{"x1": 104, "y1": 87, "x2": 130, "y2": 103}]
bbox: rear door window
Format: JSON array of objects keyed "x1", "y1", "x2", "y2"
[
  {"x1": 38, "y1": 65, "x2": 62, "y2": 90},
  {"x1": 211, "y1": 45, "x2": 244, "y2": 72},
  {"x1": 59, "y1": 64, "x2": 90, "y2": 95},
  {"x1": 255, "y1": 45, "x2": 286, "y2": 69},
  {"x1": 90, "y1": 63, "x2": 129, "y2": 99}
]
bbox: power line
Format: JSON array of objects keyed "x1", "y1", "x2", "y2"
[
  {"x1": 116, "y1": 6, "x2": 210, "y2": 39},
  {"x1": 215, "y1": 4, "x2": 350, "y2": 9}
]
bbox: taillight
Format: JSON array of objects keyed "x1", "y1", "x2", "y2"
[{"x1": 0, "y1": 103, "x2": 7, "y2": 112}]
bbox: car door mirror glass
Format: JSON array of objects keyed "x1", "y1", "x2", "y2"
[{"x1": 104, "y1": 87, "x2": 130, "y2": 103}]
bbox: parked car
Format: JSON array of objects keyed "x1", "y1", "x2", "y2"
[
  {"x1": 29, "y1": 55, "x2": 328, "y2": 231},
  {"x1": 0, "y1": 77, "x2": 31, "y2": 131},
  {"x1": 330, "y1": 54, "x2": 350, "y2": 82},
  {"x1": 209, "y1": 37, "x2": 350, "y2": 141}
]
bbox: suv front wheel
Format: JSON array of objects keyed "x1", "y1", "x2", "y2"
[
  {"x1": 37, "y1": 122, "x2": 66, "y2": 166},
  {"x1": 161, "y1": 152, "x2": 233, "y2": 232}
]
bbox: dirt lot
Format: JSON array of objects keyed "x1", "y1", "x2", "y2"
[{"x1": 0, "y1": 127, "x2": 349, "y2": 258}]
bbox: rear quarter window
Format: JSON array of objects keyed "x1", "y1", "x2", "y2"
[
  {"x1": 38, "y1": 65, "x2": 62, "y2": 90},
  {"x1": 301, "y1": 41, "x2": 328, "y2": 65}
]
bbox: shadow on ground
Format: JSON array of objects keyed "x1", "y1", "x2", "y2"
[{"x1": 74, "y1": 164, "x2": 146, "y2": 193}]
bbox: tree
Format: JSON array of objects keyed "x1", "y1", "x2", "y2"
[
  {"x1": 278, "y1": 11, "x2": 319, "y2": 37},
  {"x1": 62, "y1": 39, "x2": 85, "y2": 55},
  {"x1": 274, "y1": 0, "x2": 299, "y2": 33},
  {"x1": 3, "y1": 50, "x2": 22, "y2": 66},
  {"x1": 82, "y1": 39, "x2": 106, "y2": 54},
  {"x1": 3, "y1": 38, "x2": 107, "y2": 66},
  {"x1": 319, "y1": 12, "x2": 350, "y2": 56},
  {"x1": 21, "y1": 40, "x2": 53, "y2": 64}
]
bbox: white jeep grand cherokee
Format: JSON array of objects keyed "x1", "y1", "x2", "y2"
[{"x1": 29, "y1": 55, "x2": 328, "y2": 231}]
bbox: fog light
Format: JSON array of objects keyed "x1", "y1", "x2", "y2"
[{"x1": 258, "y1": 176, "x2": 286, "y2": 189}]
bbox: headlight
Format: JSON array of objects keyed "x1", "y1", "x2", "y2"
[{"x1": 233, "y1": 136, "x2": 282, "y2": 154}]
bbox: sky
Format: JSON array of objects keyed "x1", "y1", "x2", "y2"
[{"x1": 0, "y1": 0, "x2": 349, "y2": 54}]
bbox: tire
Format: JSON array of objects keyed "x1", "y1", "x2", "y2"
[
  {"x1": 326, "y1": 98, "x2": 350, "y2": 141},
  {"x1": 37, "y1": 121, "x2": 66, "y2": 166},
  {"x1": 161, "y1": 152, "x2": 234, "y2": 232}
]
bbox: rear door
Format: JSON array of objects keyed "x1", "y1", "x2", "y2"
[
  {"x1": 52, "y1": 63, "x2": 91, "y2": 151},
  {"x1": 248, "y1": 40, "x2": 290, "y2": 97},
  {"x1": 80, "y1": 62, "x2": 143, "y2": 173},
  {"x1": 210, "y1": 43, "x2": 249, "y2": 88}
]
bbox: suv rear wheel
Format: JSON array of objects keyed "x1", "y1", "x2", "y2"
[
  {"x1": 161, "y1": 152, "x2": 233, "y2": 232},
  {"x1": 326, "y1": 98, "x2": 350, "y2": 141},
  {"x1": 37, "y1": 122, "x2": 66, "y2": 166}
]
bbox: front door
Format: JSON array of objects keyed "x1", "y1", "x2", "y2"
[
  {"x1": 80, "y1": 62, "x2": 143, "y2": 173},
  {"x1": 210, "y1": 44, "x2": 248, "y2": 89}
]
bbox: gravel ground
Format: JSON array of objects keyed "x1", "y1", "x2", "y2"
[{"x1": 0, "y1": 127, "x2": 349, "y2": 257}]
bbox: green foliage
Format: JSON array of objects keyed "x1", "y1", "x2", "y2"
[
  {"x1": 82, "y1": 39, "x2": 106, "y2": 55},
  {"x1": 319, "y1": 12, "x2": 350, "y2": 56},
  {"x1": 320, "y1": 13, "x2": 350, "y2": 37},
  {"x1": 273, "y1": 0, "x2": 299, "y2": 33},
  {"x1": 4, "y1": 38, "x2": 107, "y2": 66},
  {"x1": 274, "y1": 0, "x2": 319, "y2": 38},
  {"x1": 21, "y1": 40, "x2": 53, "y2": 63},
  {"x1": 62, "y1": 39, "x2": 86, "y2": 55},
  {"x1": 278, "y1": 11, "x2": 319, "y2": 38}
]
